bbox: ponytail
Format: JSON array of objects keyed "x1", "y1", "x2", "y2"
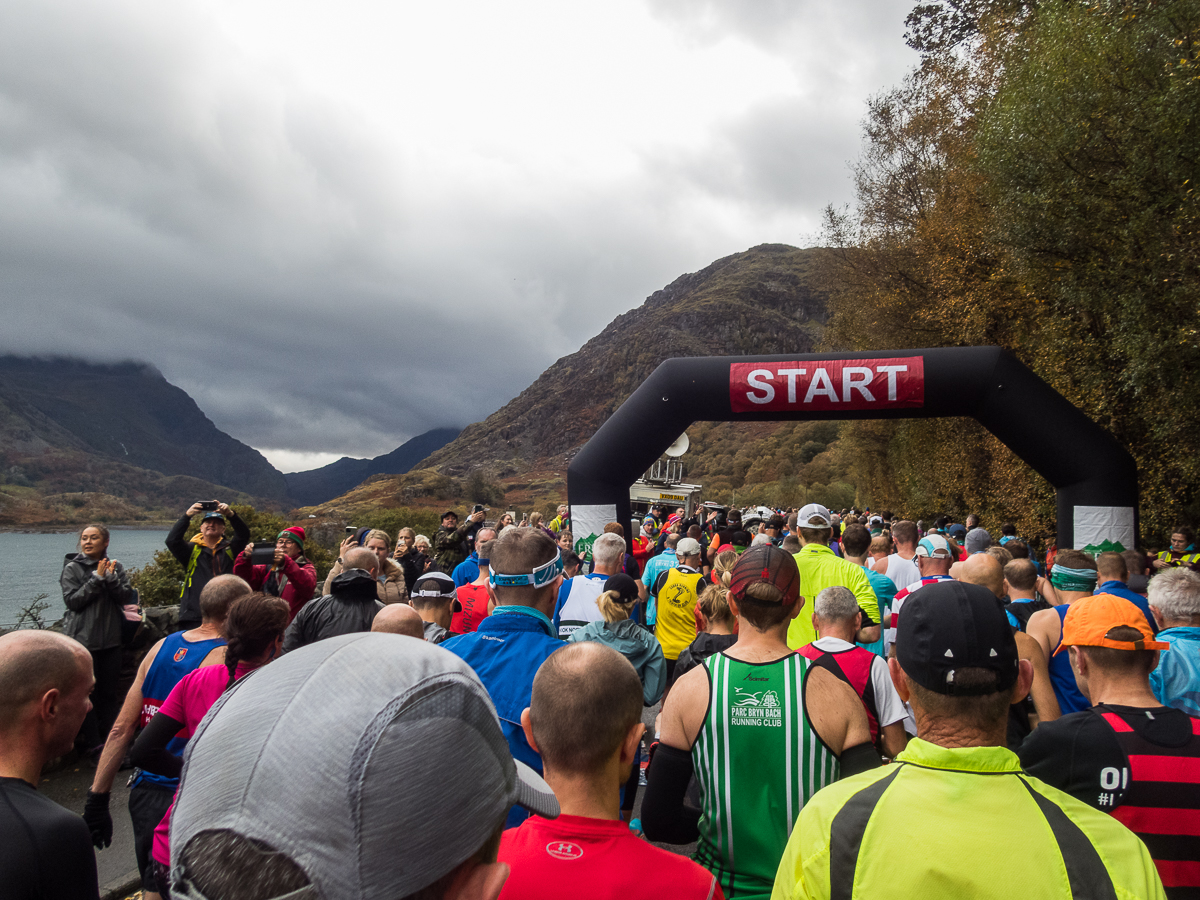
[
  {"x1": 596, "y1": 589, "x2": 636, "y2": 623},
  {"x1": 712, "y1": 550, "x2": 739, "y2": 588},
  {"x1": 699, "y1": 583, "x2": 734, "y2": 628},
  {"x1": 221, "y1": 593, "x2": 290, "y2": 692}
]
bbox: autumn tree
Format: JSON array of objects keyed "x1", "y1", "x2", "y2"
[{"x1": 822, "y1": 0, "x2": 1200, "y2": 543}]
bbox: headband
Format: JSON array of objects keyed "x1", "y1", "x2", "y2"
[
  {"x1": 1050, "y1": 564, "x2": 1099, "y2": 592},
  {"x1": 490, "y1": 551, "x2": 563, "y2": 589},
  {"x1": 413, "y1": 588, "x2": 457, "y2": 599}
]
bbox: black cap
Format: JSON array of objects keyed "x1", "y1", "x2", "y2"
[
  {"x1": 896, "y1": 581, "x2": 1019, "y2": 696},
  {"x1": 604, "y1": 573, "x2": 639, "y2": 604}
]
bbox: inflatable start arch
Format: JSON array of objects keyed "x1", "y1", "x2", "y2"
[{"x1": 567, "y1": 347, "x2": 1138, "y2": 553}]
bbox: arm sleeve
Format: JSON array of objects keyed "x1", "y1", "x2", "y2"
[
  {"x1": 110, "y1": 562, "x2": 137, "y2": 605},
  {"x1": 641, "y1": 744, "x2": 702, "y2": 844},
  {"x1": 232, "y1": 554, "x2": 253, "y2": 580},
  {"x1": 282, "y1": 607, "x2": 309, "y2": 654},
  {"x1": 839, "y1": 742, "x2": 882, "y2": 777},
  {"x1": 40, "y1": 813, "x2": 100, "y2": 900},
  {"x1": 165, "y1": 515, "x2": 193, "y2": 565},
  {"x1": 228, "y1": 514, "x2": 251, "y2": 555},
  {"x1": 60, "y1": 563, "x2": 101, "y2": 612},
  {"x1": 284, "y1": 557, "x2": 318, "y2": 596},
  {"x1": 128, "y1": 711, "x2": 186, "y2": 779}
]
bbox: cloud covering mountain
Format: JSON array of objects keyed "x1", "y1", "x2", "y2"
[{"x1": 0, "y1": 0, "x2": 915, "y2": 465}]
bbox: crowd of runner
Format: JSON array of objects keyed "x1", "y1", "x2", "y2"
[{"x1": 2, "y1": 498, "x2": 1200, "y2": 898}]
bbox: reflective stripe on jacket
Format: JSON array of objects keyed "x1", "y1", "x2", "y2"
[{"x1": 771, "y1": 738, "x2": 1166, "y2": 900}]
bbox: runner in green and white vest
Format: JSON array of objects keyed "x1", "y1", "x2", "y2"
[{"x1": 642, "y1": 545, "x2": 881, "y2": 900}]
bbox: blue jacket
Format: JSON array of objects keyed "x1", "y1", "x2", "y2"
[
  {"x1": 1151, "y1": 626, "x2": 1200, "y2": 717},
  {"x1": 452, "y1": 553, "x2": 480, "y2": 588},
  {"x1": 443, "y1": 609, "x2": 561, "y2": 826}
]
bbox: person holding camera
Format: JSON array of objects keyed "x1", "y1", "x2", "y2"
[
  {"x1": 433, "y1": 508, "x2": 485, "y2": 573},
  {"x1": 166, "y1": 501, "x2": 250, "y2": 631},
  {"x1": 324, "y1": 529, "x2": 409, "y2": 604},
  {"x1": 233, "y1": 526, "x2": 317, "y2": 623},
  {"x1": 392, "y1": 528, "x2": 433, "y2": 592}
]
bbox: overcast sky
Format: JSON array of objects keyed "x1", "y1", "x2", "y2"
[{"x1": 0, "y1": 0, "x2": 916, "y2": 473}]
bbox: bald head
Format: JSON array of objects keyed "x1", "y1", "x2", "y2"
[
  {"x1": 0, "y1": 631, "x2": 91, "y2": 732},
  {"x1": 370, "y1": 604, "x2": 425, "y2": 638},
  {"x1": 529, "y1": 642, "x2": 643, "y2": 776},
  {"x1": 344, "y1": 547, "x2": 378, "y2": 574},
  {"x1": 199, "y1": 573, "x2": 251, "y2": 623},
  {"x1": 952, "y1": 553, "x2": 1005, "y2": 599}
]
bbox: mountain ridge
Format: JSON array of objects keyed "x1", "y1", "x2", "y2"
[
  {"x1": 284, "y1": 427, "x2": 461, "y2": 507},
  {"x1": 0, "y1": 356, "x2": 290, "y2": 498}
]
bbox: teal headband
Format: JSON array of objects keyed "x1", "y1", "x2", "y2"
[
  {"x1": 490, "y1": 551, "x2": 563, "y2": 589},
  {"x1": 1050, "y1": 564, "x2": 1098, "y2": 592}
]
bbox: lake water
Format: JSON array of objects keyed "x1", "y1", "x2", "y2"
[{"x1": 0, "y1": 529, "x2": 169, "y2": 629}]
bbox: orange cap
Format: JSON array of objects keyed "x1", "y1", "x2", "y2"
[{"x1": 1054, "y1": 593, "x2": 1170, "y2": 655}]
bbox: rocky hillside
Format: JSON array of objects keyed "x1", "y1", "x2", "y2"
[
  {"x1": 284, "y1": 427, "x2": 461, "y2": 507},
  {"x1": 307, "y1": 244, "x2": 858, "y2": 516},
  {"x1": 424, "y1": 244, "x2": 827, "y2": 476},
  {"x1": 0, "y1": 356, "x2": 291, "y2": 524}
]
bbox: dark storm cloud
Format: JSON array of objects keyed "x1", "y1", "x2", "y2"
[{"x1": 0, "y1": 0, "x2": 916, "y2": 463}]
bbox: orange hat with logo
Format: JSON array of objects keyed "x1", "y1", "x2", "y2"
[{"x1": 1054, "y1": 593, "x2": 1170, "y2": 655}]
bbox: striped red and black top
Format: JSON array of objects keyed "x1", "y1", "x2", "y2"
[{"x1": 1098, "y1": 706, "x2": 1200, "y2": 898}]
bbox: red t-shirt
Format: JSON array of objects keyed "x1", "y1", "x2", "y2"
[
  {"x1": 452, "y1": 583, "x2": 490, "y2": 634},
  {"x1": 499, "y1": 814, "x2": 722, "y2": 900}
]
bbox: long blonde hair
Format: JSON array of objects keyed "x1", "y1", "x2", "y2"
[{"x1": 596, "y1": 589, "x2": 637, "y2": 623}]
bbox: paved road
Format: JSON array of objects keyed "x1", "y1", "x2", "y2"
[{"x1": 40, "y1": 757, "x2": 142, "y2": 898}]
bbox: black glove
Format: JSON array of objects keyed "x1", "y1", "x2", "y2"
[{"x1": 83, "y1": 790, "x2": 112, "y2": 849}]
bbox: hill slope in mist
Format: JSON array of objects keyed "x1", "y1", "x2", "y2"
[{"x1": 309, "y1": 245, "x2": 858, "y2": 516}]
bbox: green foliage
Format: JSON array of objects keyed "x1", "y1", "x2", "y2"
[
  {"x1": 130, "y1": 548, "x2": 185, "y2": 608},
  {"x1": 464, "y1": 470, "x2": 506, "y2": 508},
  {"x1": 974, "y1": 0, "x2": 1200, "y2": 540},
  {"x1": 352, "y1": 508, "x2": 444, "y2": 542},
  {"x1": 822, "y1": 0, "x2": 1200, "y2": 545}
]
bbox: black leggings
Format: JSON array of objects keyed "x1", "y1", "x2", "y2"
[{"x1": 77, "y1": 645, "x2": 123, "y2": 749}]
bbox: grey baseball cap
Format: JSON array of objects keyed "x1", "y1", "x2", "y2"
[
  {"x1": 965, "y1": 527, "x2": 993, "y2": 554},
  {"x1": 169, "y1": 633, "x2": 558, "y2": 900}
]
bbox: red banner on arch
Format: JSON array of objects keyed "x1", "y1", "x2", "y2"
[{"x1": 729, "y1": 357, "x2": 925, "y2": 413}]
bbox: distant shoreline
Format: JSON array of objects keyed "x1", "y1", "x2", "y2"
[{"x1": 0, "y1": 523, "x2": 174, "y2": 534}]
